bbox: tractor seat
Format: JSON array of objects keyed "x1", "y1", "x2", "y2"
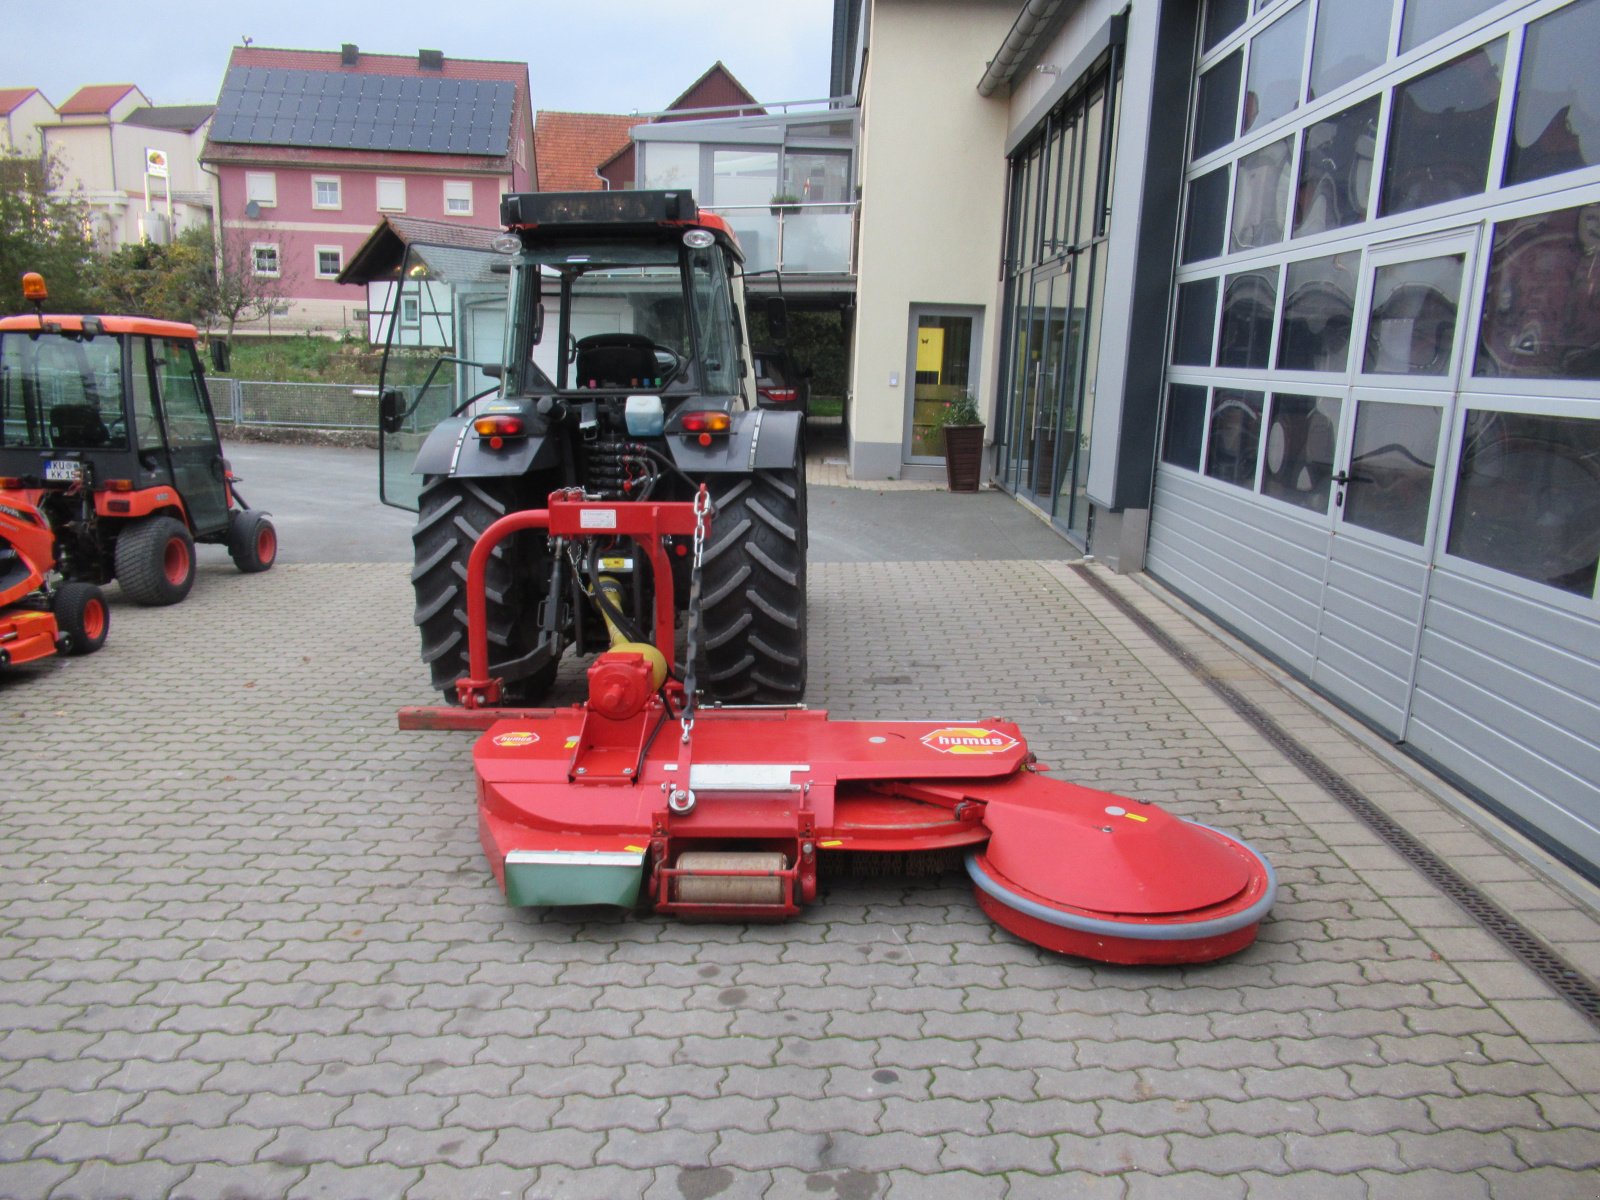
[
  {"x1": 575, "y1": 335, "x2": 659, "y2": 389},
  {"x1": 50, "y1": 404, "x2": 110, "y2": 448}
]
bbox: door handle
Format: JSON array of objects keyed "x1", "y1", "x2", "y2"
[{"x1": 1330, "y1": 471, "x2": 1350, "y2": 485}]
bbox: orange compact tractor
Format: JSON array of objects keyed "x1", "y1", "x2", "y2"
[
  {"x1": 0, "y1": 273, "x2": 276, "y2": 606},
  {"x1": 0, "y1": 493, "x2": 108, "y2": 668}
]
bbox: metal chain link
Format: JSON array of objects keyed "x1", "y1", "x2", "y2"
[{"x1": 679, "y1": 485, "x2": 711, "y2": 743}]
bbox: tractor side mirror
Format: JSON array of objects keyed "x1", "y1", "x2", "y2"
[
  {"x1": 210, "y1": 340, "x2": 231, "y2": 374},
  {"x1": 765, "y1": 296, "x2": 789, "y2": 343},
  {"x1": 379, "y1": 389, "x2": 405, "y2": 434}
]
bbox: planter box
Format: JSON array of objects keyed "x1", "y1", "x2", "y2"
[{"x1": 943, "y1": 424, "x2": 985, "y2": 492}]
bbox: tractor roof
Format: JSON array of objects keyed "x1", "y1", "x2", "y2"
[{"x1": 0, "y1": 315, "x2": 199, "y2": 339}]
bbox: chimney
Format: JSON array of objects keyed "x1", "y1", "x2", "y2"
[
  {"x1": 419, "y1": 49, "x2": 444, "y2": 71},
  {"x1": 340, "y1": 43, "x2": 359, "y2": 66}
]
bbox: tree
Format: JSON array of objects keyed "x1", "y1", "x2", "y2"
[
  {"x1": 0, "y1": 149, "x2": 97, "y2": 313},
  {"x1": 207, "y1": 229, "x2": 293, "y2": 343},
  {"x1": 95, "y1": 226, "x2": 217, "y2": 323}
]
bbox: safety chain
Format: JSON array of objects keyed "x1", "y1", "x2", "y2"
[{"x1": 679, "y1": 485, "x2": 712, "y2": 744}]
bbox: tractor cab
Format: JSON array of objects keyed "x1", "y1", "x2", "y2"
[{"x1": 0, "y1": 274, "x2": 275, "y2": 604}]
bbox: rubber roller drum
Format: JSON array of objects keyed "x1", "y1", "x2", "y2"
[{"x1": 672, "y1": 851, "x2": 788, "y2": 905}]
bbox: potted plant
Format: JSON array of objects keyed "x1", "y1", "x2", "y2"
[
  {"x1": 932, "y1": 392, "x2": 985, "y2": 492},
  {"x1": 769, "y1": 193, "x2": 801, "y2": 216}
]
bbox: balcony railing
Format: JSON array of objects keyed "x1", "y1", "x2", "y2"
[{"x1": 701, "y1": 202, "x2": 858, "y2": 277}]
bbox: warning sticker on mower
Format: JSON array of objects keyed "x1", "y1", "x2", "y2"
[
  {"x1": 920, "y1": 726, "x2": 1019, "y2": 755},
  {"x1": 492, "y1": 731, "x2": 539, "y2": 747}
]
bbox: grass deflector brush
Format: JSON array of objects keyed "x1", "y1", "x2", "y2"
[{"x1": 401, "y1": 491, "x2": 1276, "y2": 965}]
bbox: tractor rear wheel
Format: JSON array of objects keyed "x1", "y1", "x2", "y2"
[
  {"x1": 53, "y1": 581, "x2": 109, "y2": 655},
  {"x1": 227, "y1": 509, "x2": 278, "y2": 573},
  {"x1": 412, "y1": 475, "x2": 558, "y2": 704},
  {"x1": 697, "y1": 467, "x2": 807, "y2": 704},
  {"x1": 114, "y1": 516, "x2": 196, "y2": 606}
]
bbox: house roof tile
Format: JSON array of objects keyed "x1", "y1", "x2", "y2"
[
  {"x1": 123, "y1": 105, "x2": 214, "y2": 133},
  {"x1": 0, "y1": 87, "x2": 42, "y2": 116},
  {"x1": 534, "y1": 111, "x2": 637, "y2": 191},
  {"x1": 59, "y1": 84, "x2": 139, "y2": 115}
]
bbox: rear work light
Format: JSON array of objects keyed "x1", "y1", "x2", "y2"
[
  {"x1": 760, "y1": 387, "x2": 799, "y2": 404},
  {"x1": 473, "y1": 414, "x2": 526, "y2": 450}
]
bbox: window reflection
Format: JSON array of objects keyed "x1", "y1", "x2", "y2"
[
  {"x1": 1293, "y1": 96, "x2": 1378, "y2": 237},
  {"x1": 1505, "y1": 0, "x2": 1600, "y2": 186},
  {"x1": 1173, "y1": 278, "x2": 1219, "y2": 367},
  {"x1": 1217, "y1": 267, "x2": 1279, "y2": 369},
  {"x1": 1164, "y1": 384, "x2": 1209, "y2": 471},
  {"x1": 1262, "y1": 394, "x2": 1341, "y2": 513},
  {"x1": 1362, "y1": 254, "x2": 1464, "y2": 376},
  {"x1": 1205, "y1": 389, "x2": 1265, "y2": 488},
  {"x1": 1381, "y1": 39, "x2": 1505, "y2": 217},
  {"x1": 1343, "y1": 401, "x2": 1442, "y2": 545},
  {"x1": 1400, "y1": 0, "x2": 1503, "y2": 53},
  {"x1": 1309, "y1": 0, "x2": 1392, "y2": 99},
  {"x1": 1242, "y1": 2, "x2": 1309, "y2": 135},
  {"x1": 1448, "y1": 410, "x2": 1600, "y2": 596},
  {"x1": 1204, "y1": 0, "x2": 1249, "y2": 52},
  {"x1": 1231, "y1": 136, "x2": 1294, "y2": 251},
  {"x1": 1195, "y1": 51, "x2": 1243, "y2": 159},
  {"x1": 1476, "y1": 203, "x2": 1600, "y2": 381},
  {"x1": 1278, "y1": 254, "x2": 1357, "y2": 372}
]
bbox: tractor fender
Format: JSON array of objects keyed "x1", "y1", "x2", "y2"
[
  {"x1": 666, "y1": 407, "x2": 803, "y2": 474},
  {"x1": 412, "y1": 416, "x2": 560, "y2": 478}
]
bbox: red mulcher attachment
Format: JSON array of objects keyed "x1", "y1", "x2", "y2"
[
  {"x1": 1, "y1": 495, "x2": 109, "y2": 669},
  {"x1": 400, "y1": 491, "x2": 1275, "y2": 965}
]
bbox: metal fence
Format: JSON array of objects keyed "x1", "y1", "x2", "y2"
[{"x1": 211, "y1": 378, "x2": 380, "y2": 431}]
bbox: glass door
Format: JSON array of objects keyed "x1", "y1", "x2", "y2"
[
  {"x1": 906, "y1": 309, "x2": 977, "y2": 462},
  {"x1": 1313, "y1": 229, "x2": 1479, "y2": 737}
]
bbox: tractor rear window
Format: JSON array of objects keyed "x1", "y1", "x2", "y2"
[{"x1": 0, "y1": 333, "x2": 129, "y2": 450}]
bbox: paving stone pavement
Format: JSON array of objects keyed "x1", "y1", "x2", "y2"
[{"x1": 2, "y1": 539, "x2": 1600, "y2": 1198}]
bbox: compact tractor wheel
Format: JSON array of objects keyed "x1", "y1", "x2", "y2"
[
  {"x1": 52, "y1": 581, "x2": 109, "y2": 655},
  {"x1": 413, "y1": 476, "x2": 557, "y2": 704},
  {"x1": 227, "y1": 509, "x2": 278, "y2": 573},
  {"x1": 113, "y1": 516, "x2": 196, "y2": 606},
  {"x1": 698, "y1": 467, "x2": 807, "y2": 703}
]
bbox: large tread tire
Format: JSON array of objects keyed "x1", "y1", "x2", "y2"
[
  {"x1": 412, "y1": 475, "x2": 557, "y2": 705},
  {"x1": 52, "y1": 581, "x2": 109, "y2": 655},
  {"x1": 697, "y1": 467, "x2": 807, "y2": 704},
  {"x1": 227, "y1": 510, "x2": 278, "y2": 573},
  {"x1": 113, "y1": 516, "x2": 195, "y2": 606}
]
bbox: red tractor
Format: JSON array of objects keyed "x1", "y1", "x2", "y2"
[
  {"x1": 0, "y1": 494, "x2": 108, "y2": 668},
  {"x1": 0, "y1": 273, "x2": 276, "y2": 605}
]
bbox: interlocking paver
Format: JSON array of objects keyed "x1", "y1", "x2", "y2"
[{"x1": 0, "y1": 460, "x2": 1596, "y2": 1199}]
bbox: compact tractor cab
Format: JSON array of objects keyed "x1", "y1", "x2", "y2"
[
  {"x1": 376, "y1": 191, "x2": 806, "y2": 706},
  {"x1": 0, "y1": 274, "x2": 276, "y2": 605}
]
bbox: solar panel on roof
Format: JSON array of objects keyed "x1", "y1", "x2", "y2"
[{"x1": 210, "y1": 66, "x2": 513, "y2": 156}]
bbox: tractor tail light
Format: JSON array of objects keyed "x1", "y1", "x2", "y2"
[
  {"x1": 761, "y1": 387, "x2": 799, "y2": 404},
  {"x1": 0, "y1": 477, "x2": 21, "y2": 488},
  {"x1": 107, "y1": 480, "x2": 135, "y2": 492},
  {"x1": 679, "y1": 411, "x2": 731, "y2": 434},
  {"x1": 473, "y1": 415, "x2": 525, "y2": 438}
]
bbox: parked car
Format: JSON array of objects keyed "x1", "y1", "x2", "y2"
[{"x1": 752, "y1": 347, "x2": 811, "y2": 415}]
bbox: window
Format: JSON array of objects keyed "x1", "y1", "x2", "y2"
[
  {"x1": 1342, "y1": 401, "x2": 1442, "y2": 544},
  {"x1": 712, "y1": 149, "x2": 778, "y2": 207},
  {"x1": 1476, "y1": 203, "x2": 1600, "y2": 381},
  {"x1": 443, "y1": 180, "x2": 473, "y2": 216},
  {"x1": 1182, "y1": 166, "x2": 1230, "y2": 263},
  {"x1": 1217, "y1": 267, "x2": 1279, "y2": 369},
  {"x1": 1277, "y1": 253, "x2": 1357, "y2": 372},
  {"x1": 1194, "y1": 51, "x2": 1243, "y2": 159},
  {"x1": 245, "y1": 172, "x2": 276, "y2": 207},
  {"x1": 642, "y1": 143, "x2": 699, "y2": 190},
  {"x1": 1173, "y1": 278, "x2": 1219, "y2": 366},
  {"x1": 400, "y1": 294, "x2": 420, "y2": 328},
  {"x1": 315, "y1": 246, "x2": 343, "y2": 279},
  {"x1": 1400, "y1": 0, "x2": 1504, "y2": 53},
  {"x1": 1292, "y1": 96, "x2": 1379, "y2": 237},
  {"x1": 312, "y1": 176, "x2": 341, "y2": 210},
  {"x1": 152, "y1": 338, "x2": 213, "y2": 450},
  {"x1": 1362, "y1": 254, "x2": 1465, "y2": 376},
  {"x1": 1505, "y1": 0, "x2": 1600, "y2": 187},
  {"x1": 251, "y1": 243, "x2": 280, "y2": 278},
  {"x1": 1230, "y1": 135, "x2": 1294, "y2": 251},
  {"x1": 1380, "y1": 39, "x2": 1506, "y2": 218},
  {"x1": 1241, "y1": 2, "x2": 1308, "y2": 135},
  {"x1": 1163, "y1": 384, "x2": 1209, "y2": 470},
  {"x1": 1308, "y1": 0, "x2": 1392, "y2": 100},
  {"x1": 376, "y1": 177, "x2": 406, "y2": 212},
  {"x1": 1447, "y1": 410, "x2": 1600, "y2": 595},
  {"x1": 1203, "y1": 0, "x2": 1248, "y2": 52},
  {"x1": 1204, "y1": 389, "x2": 1265, "y2": 488},
  {"x1": 1261, "y1": 393, "x2": 1341, "y2": 513}
]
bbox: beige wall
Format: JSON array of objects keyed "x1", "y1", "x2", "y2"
[
  {"x1": 1, "y1": 93, "x2": 58, "y2": 157},
  {"x1": 43, "y1": 120, "x2": 212, "y2": 249},
  {"x1": 848, "y1": 0, "x2": 1016, "y2": 479}
]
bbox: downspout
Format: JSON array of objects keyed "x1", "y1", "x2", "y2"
[{"x1": 978, "y1": 0, "x2": 1074, "y2": 98}]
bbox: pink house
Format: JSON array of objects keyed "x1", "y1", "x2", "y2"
[{"x1": 201, "y1": 44, "x2": 533, "y2": 334}]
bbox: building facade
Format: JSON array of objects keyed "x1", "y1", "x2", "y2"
[
  {"x1": 0, "y1": 88, "x2": 58, "y2": 157},
  {"x1": 201, "y1": 44, "x2": 533, "y2": 334},
  {"x1": 838, "y1": 0, "x2": 1600, "y2": 881}
]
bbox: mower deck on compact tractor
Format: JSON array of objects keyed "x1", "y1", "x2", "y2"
[
  {"x1": 400, "y1": 491, "x2": 1276, "y2": 966},
  {"x1": 1, "y1": 494, "x2": 109, "y2": 670}
]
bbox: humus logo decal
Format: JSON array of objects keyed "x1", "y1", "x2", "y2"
[{"x1": 920, "y1": 726, "x2": 1019, "y2": 755}]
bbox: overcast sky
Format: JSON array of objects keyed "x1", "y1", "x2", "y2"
[{"x1": 0, "y1": 0, "x2": 837, "y2": 114}]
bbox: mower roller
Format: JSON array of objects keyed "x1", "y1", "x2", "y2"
[{"x1": 401, "y1": 490, "x2": 1276, "y2": 966}]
